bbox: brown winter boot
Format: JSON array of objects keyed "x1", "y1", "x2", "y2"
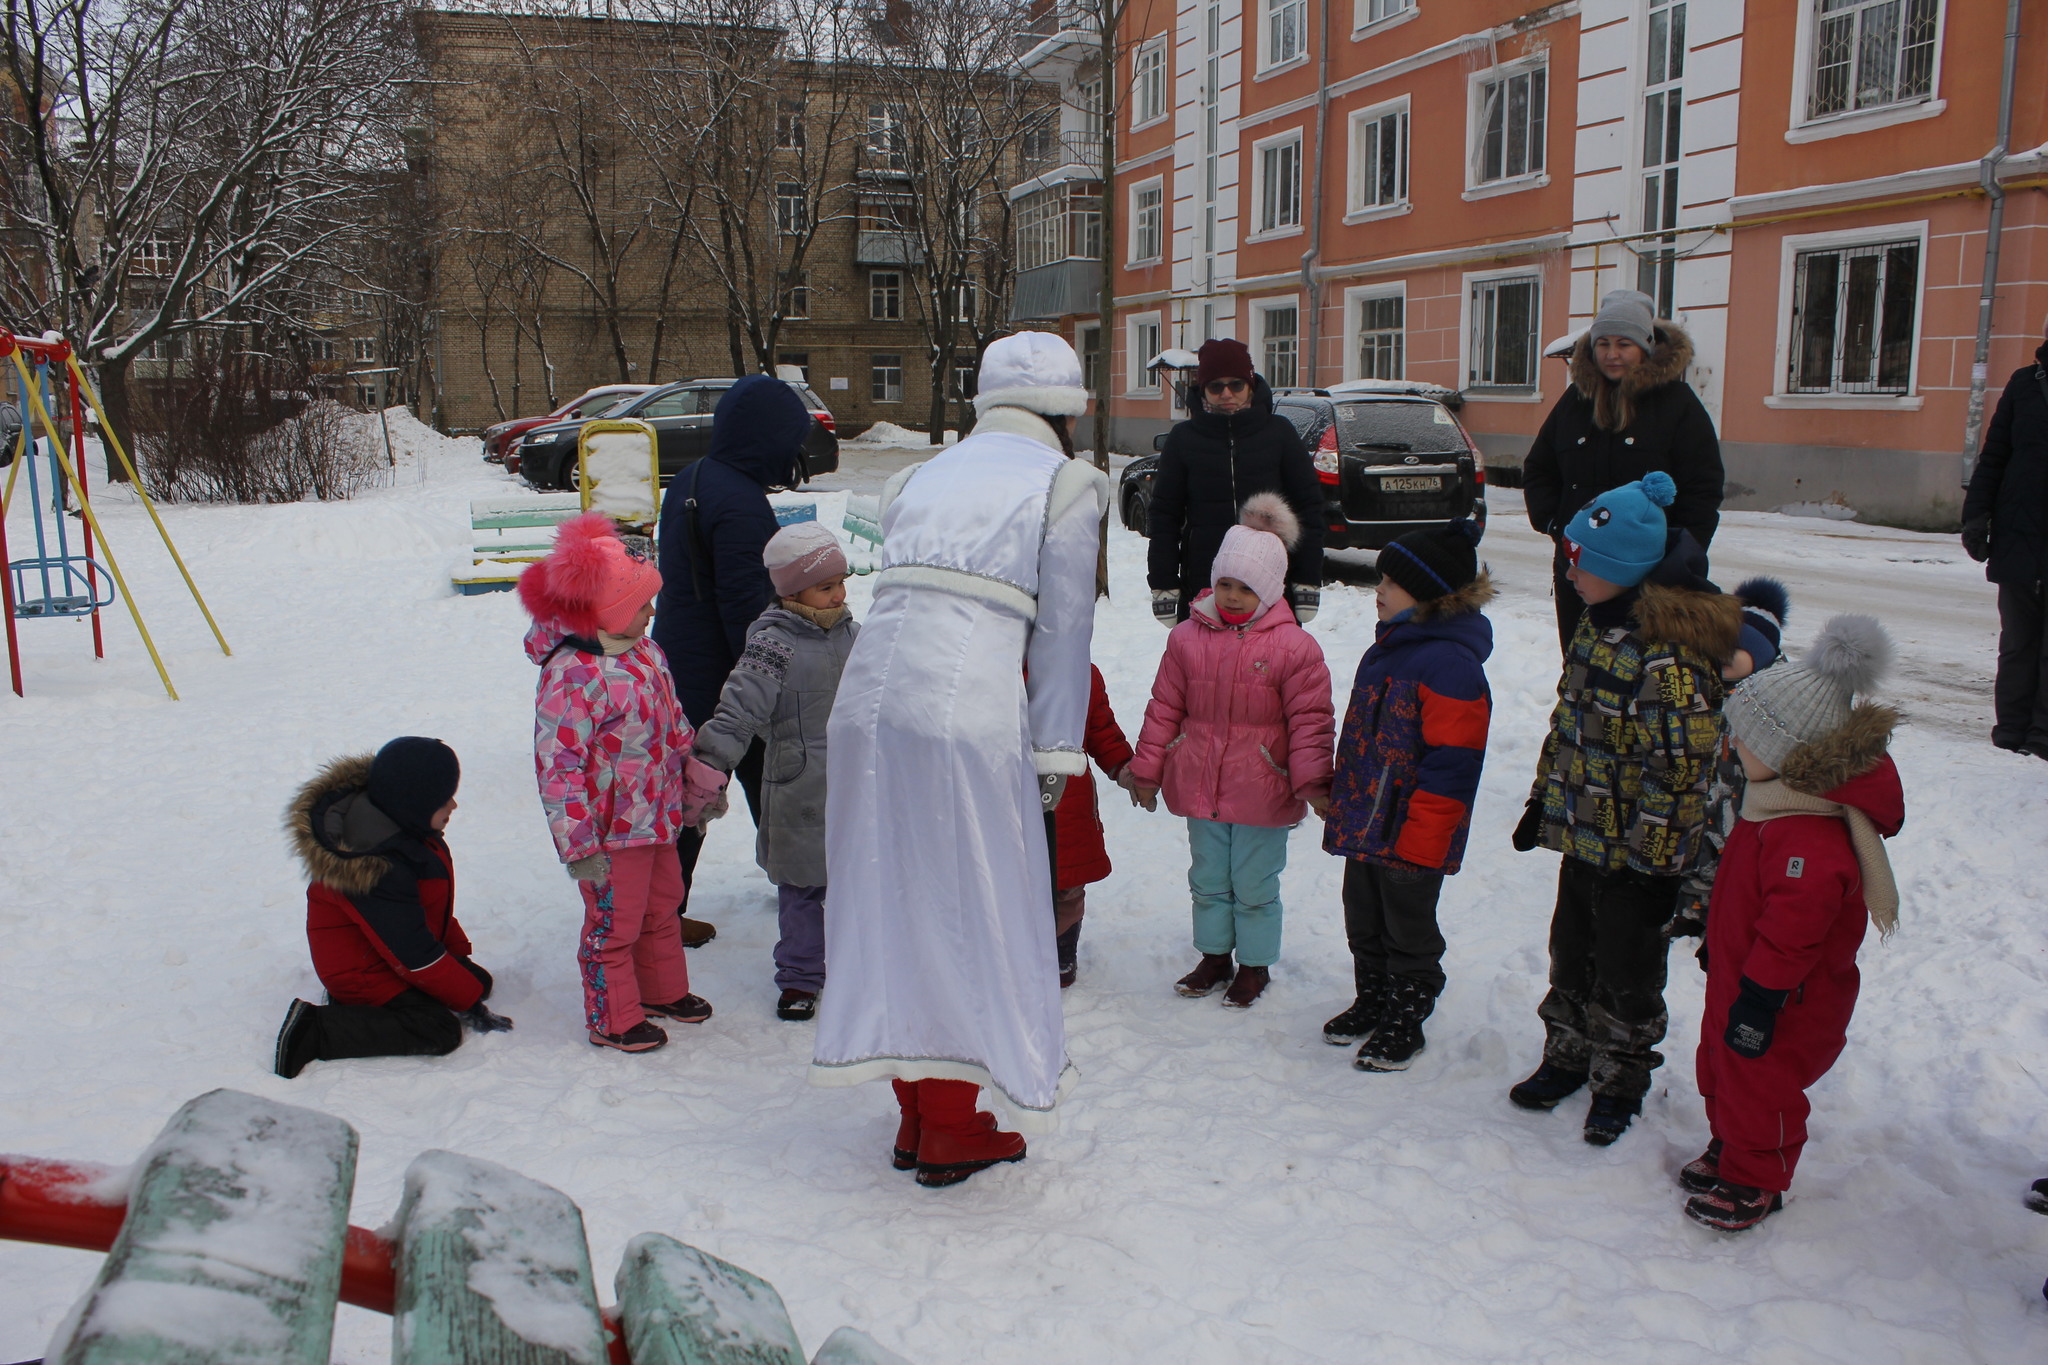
[
  {"x1": 677, "y1": 915, "x2": 718, "y2": 948},
  {"x1": 914, "y1": 1079, "x2": 1025, "y2": 1188},
  {"x1": 1175, "y1": 953, "x2": 1237, "y2": 997},
  {"x1": 1221, "y1": 964, "x2": 1270, "y2": 1009},
  {"x1": 891, "y1": 1079, "x2": 921, "y2": 1171}
]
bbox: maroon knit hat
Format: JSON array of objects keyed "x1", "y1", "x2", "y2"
[{"x1": 1193, "y1": 337, "x2": 1255, "y2": 389}]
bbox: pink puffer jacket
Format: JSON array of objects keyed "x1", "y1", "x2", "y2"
[
  {"x1": 526, "y1": 623, "x2": 725, "y2": 864},
  {"x1": 1128, "y1": 591, "x2": 1336, "y2": 828}
]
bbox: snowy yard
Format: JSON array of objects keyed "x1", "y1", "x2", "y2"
[{"x1": 1, "y1": 423, "x2": 2044, "y2": 1362}]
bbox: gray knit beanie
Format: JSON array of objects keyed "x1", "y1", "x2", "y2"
[
  {"x1": 1726, "y1": 615, "x2": 1893, "y2": 772},
  {"x1": 1589, "y1": 289, "x2": 1657, "y2": 351}
]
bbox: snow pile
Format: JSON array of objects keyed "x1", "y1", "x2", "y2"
[
  {"x1": 579, "y1": 430, "x2": 658, "y2": 523},
  {"x1": 846, "y1": 421, "x2": 925, "y2": 445}
]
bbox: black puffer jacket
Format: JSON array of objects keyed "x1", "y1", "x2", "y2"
[
  {"x1": 1962, "y1": 343, "x2": 2048, "y2": 586},
  {"x1": 1523, "y1": 323, "x2": 1724, "y2": 548},
  {"x1": 1146, "y1": 377, "x2": 1323, "y2": 592}
]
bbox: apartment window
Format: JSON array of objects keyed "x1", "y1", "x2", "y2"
[
  {"x1": 1130, "y1": 180, "x2": 1163, "y2": 264},
  {"x1": 1357, "y1": 294, "x2": 1403, "y2": 380},
  {"x1": 1266, "y1": 0, "x2": 1306, "y2": 67},
  {"x1": 1468, "y1": 275, "x2": 1539, "y2": 390},
  {"x1": 776, "y1": 98, "x2": 805, "y2": 149},
  {"x1": 777, "y1": 351, "x2": 810, "y2": 382},
  {"x1": 776, "y1": 182, "x2": 807, "y2": 236},
  {"x1": 309, "y1": 337, "x2": 336, "y2": 362},
  {"x1": 1789, "y1": 239, "x2": 1920, "y2": 395},
  {"x1": 950, "y1": 364, "x2": 977, "y2": 401},
  {"x1": 867, "y1": 102, "x2": 908, "y2": 170},
  {"x1": 1078, "y1": 323, "x2": 1102, "y2": 393},
  {"x1": 955, "y1": 279, "x2": 978, "y2": 320},
  {"x1": 1257, "y1": 134, "x2": 1302, "y2": 233},
  {"x1": 1360, "y1": 0, "x2": 1412, "y2": 22},
  {"x1": 870, "y1": 271, "x2": 903, "y2": 321},
  {"x1": 1349, "y1": 102, "x2": 1408, "y2": 212},
  {"x1": 1133, "y1": 36, "x2": 1168, "y2": 127},
  {"x1": 781, "y1": 272, "x2": 810, "y2": 319},
  {"x1": 143, "y1": 334, "x2": 184, "y2": 361},
  {"x1": 1259, "y1": 304, "x2": 1299, "y2": 390},
  {"x1": 1129, "y1": 316, "x2": 1161, "y2": 392},
  {"x1": 133, "y1": 239, "x2": 176, "y2": 276},
  {"x1": 1475, "y1": 63, "x2": 1546, "y2": 184},
  {"x1": 1807, "y1": 0, "x2": 1939, "y2": 120},
  {"x1": 1016, "y1": 188, "x2": 1064, "y2": 272},
  {"x1": 1077, "y1": 78, "x2": 1104, "y2": 141},
  {"x1": 352, "y1": 337, "x2": 377, "y2": 362},
  {"x1": 871, "y1": 354, "x2": 903, "y2": 402},
  {"x1": 1638, "y1": 1, "x2": 1685, "y2": 316}
]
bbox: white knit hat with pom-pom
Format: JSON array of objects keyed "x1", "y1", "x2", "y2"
[
  {"x1": 1726, "y1": 614, "x2": 1893, "y2": 772},
  {"x1": 1209, "y1": 492, "x2": 1300, "y2": 614}
]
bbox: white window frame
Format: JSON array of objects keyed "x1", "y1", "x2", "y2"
[
  {"x1": 781, "y1": 271, "x2": 810, "y2": 320},
  {"x1": 1460, "y1": 267, "x2": 1544, "y2": 400},
  {"x1": 1077, "y1": 322, "x2": 1103, "y2": 394},
  {"x1": 1353, "y1": 0, "x2": 1415, "y2": 36},
  {"x1": 1131, "y1": 35, "x2": 1169, "y2": 130},
  {"x1": 1345, "y1": 95, "x2": 1410, "y2": 223},
  {"x1": 1127, "y1": 312, "x2": 1163, "y2": 395},
  {"x1": 1341, "y1": 282, "x2": 1406, "y2": 383},
  {"x1": 870, "y1": 353, "x2": 904, "y2": 403},
  {"x1": 1252, "y1": 296, "x2": 1302, "y2": 391},
  {"x1": 1786, "y1": 0, "x2": 1946, "y2": 144},
  {"x1": 775, "y1": 182, "x2": 807, "y2": 236},
  {"x1": 1465, "y1": 56, "x2": 1549, "y2": 198},
  {"x1": 1128, "y1": 177, "x2": 1165, "y2": 265},
  {"x1": 1260, "y1": 0, "x2": 1309, "y2": 74},
  {"x1": 869, "y1": 270, "x2": 903, "y2": 321},
  {"x1": 1766, "y1": 219, "x2": 1929, "y2": 410},
  {"x1": 1249, "y1": 129, "x2": 1304, "y2": 240}
]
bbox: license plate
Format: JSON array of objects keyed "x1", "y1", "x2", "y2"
[{"x1": 1379, "y1": 475, "x2": 1440, "y2": 492}]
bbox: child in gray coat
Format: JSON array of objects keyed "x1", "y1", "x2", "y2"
[{"x1": 692, "y1": 521, "x2": 858, "y2": 1019}]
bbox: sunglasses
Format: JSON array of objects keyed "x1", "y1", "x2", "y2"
[{"x1": 1203, "y1": 379, "x2": 1249, "y2": 394}]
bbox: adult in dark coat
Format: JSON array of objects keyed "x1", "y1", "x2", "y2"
[
  {"x1": 1146, "y1": 337, "x2": 1324, "y2": 625},
  {"x1": 1523, "y1": 289, "x2": 1725, "y2": 649},
  {"x1": 1961, "y1": 319, "x2": 2048, "y2": 756},
  {"x1": 654, "y1": 374, "x2": 813, "y2": 897}
]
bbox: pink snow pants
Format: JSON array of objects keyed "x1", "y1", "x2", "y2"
[{"x1": 578, "y1": 844, "x2": 689, "y2": 1035}]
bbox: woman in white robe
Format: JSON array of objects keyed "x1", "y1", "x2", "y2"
[{"x1": 811, "y1": 332, "x2": 1106, "y2": 1185}]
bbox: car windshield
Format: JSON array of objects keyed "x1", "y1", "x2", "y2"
[
  {"x1": 594, "y1": 394, "x2": 643, "y2": 418},
  {"x1": 1335, "y1": 400, "x2": 1468, "y2": 458}
]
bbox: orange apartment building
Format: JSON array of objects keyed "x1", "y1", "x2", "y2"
[{"x1": 1017, "y1": 0, "x2": 2046, "y2": 527}]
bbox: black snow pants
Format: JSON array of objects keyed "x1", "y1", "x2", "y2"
[
  {"x1": 309, "y1": 988, "x2": 462, "y2": 1062},
  {"x1": 1537, "y1": 857, "x2": 1678, "y2": 1101},
  {"x1": 1994, "y1": 580, "x2": 2048, "y2": 752},
  {"x1": 1342, "y1": 858, "x2": 1447, "y2": 994}
]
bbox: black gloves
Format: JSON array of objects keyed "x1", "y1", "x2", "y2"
[
  {"x1": 1152, "y1": 589, "x2": 1181, "y2": 626},
  {"x1": 1723, "y1": 977, "x2": 1789, "y2": 1058},
  {"x1": 1286, "y1": 584, "x2": 1320, "y2": 624},
  {"x1": 463, "y1": 1002, "x2": 515, "y2": 1034},
  {"x1": 459, "y1": 958, "x2": 494, "y2": 997},
  {"x1": 1511, "y1": 795, "x2": 1543, "y2": 851},
  {"x1": 1962, "y1": 517, "x2": 1991, "y2": 563}
]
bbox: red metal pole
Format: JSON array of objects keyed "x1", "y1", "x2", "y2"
[
  {"x1": 0, "y1": 333, "x2": 22, "y2": 697},
  {"x1": 68, "y1": 359, "x2": 103, "y2": 658}
]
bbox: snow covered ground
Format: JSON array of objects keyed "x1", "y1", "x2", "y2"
[{"x1": 2, "y1": 424, "x2": 2045, "y2": 1362}]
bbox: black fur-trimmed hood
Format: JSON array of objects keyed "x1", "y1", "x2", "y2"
[
  {"x1": 1570, "y1": 321, "x2": 1695, "y2": 432},
  {"x1": 285, "y1": 754, "x2": 403, "y2": 896}
]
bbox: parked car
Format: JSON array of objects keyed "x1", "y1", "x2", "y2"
[
  {"x1": 482, "y1": 385, "x2": 654, "y2": 470},
  {"x1": 516, "y1": 378, "x2": 839, "y2": 493},
  {"x1": 1116, "y1": 383, "x2": 1484, "y2": 554}
]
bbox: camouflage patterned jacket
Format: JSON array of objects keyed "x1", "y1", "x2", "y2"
[{"x1": 1532, "y1": 581, "x2": 1742, "y2": 875}]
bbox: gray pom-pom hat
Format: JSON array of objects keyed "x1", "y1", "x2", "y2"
[{"x1": 1726, "y1": 614, "x2": 1893, "y2": 772}]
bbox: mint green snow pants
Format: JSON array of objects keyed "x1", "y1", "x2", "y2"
[{"x1": 1186, "y1": 818, "x2": 1290, "y2": 968}]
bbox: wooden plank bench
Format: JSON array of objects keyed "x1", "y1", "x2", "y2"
[{"x1": 842, "y1": 496, "x2": 882, "y2": 576}]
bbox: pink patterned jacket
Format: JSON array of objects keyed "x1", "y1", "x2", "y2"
[{"x1": 526, "y1": 623, "x2": 726, "y2": 864}]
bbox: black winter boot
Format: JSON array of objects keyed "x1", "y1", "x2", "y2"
[
  {"x1": 274, "y1": 999, "x2": 320, "y2": 1079},
  {"x1": 1583, "y1": 1093, "x2": 1641, "y2": 1146},
  {"x1": 1056, "y1": 923, "x2": 1082, "y2": 989},
  {"x1": 1679, "y1": 1140, "x2": 1723, "y2": 1194},
  {"x1": 1684, "y1": 1179, "x2": 1782, "y2": 1231},
  {"x1": 1355, "y1": 977, "x2": 1439, "y2": 1072},
  {"x1": 2025, "y1": 1177, "x2": 2048, "y2": 1215},
  {"x1": 1509, "y1": 1061, "x2": 1589, "y2": 1111},
  {"x1": 1324, "y1": 973, "x2": 1391, "y2": 1045}
]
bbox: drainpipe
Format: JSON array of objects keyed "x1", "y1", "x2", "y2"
[
  {"x1": 1299, "y1": 0, "x2": 1332, "y2": 387},
  {"x1": 1962, "y1": 0, "x2": 2022, "y2": 481}
]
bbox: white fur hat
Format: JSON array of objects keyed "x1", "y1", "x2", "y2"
[{"x1": 972, "y1": 331, "x2": 1090, "y2": 418}]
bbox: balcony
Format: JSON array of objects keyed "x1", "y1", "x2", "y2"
[
  {"x1": 855, "y1": 231, "x2": 924, "y2": 265},
  {"x1": 1011, "y1": 258, "x2": 1100, "y2": 322},
  {"x1": 1019, "y1": 131, "x2": 1102, "y2": 182},
  {"x1": 1014, "y1": 3, "x2": 1098, "y2": 73}
]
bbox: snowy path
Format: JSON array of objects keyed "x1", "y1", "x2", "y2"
[{"x1": 1, "y1": 433, "x2": 2044, "y2": 1362}]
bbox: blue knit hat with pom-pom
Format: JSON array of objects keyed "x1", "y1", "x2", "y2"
[
  {"x1": 1564, "y1": 471, "x2": 1676, "y2": 588},
  {"x1": 1379, "y1": 517, "x2": 1483, "y2": 604}
]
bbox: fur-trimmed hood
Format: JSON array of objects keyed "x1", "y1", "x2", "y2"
[
  {"x1": 1571, "y1": 320, "x2": 1695, "y2": 432},
  {"x1": 285, "y1": 753, "x2": 408, "y2": 896},
  {"x1": 1779, "y1": 701, "x2": 1902, "y2": 814},
  {"x1": 1410, "y1": 570, "x2": 1497, "y2": 623},
  {"x1": 1633, "y1": 581, "x2": 1743, "y2": 663}
]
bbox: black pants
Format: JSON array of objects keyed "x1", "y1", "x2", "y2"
[
  {"x1": 1341, "y1": 858, "x2": 1447, "y2": 994},
  {"x1": 1994, "y1": 580, "x2": 2048, "y2": 751},
  {"x1": 310, "y1": 988, "x2": 461, "y2": 1062},
  {"x1": 678, "y1": 736, "x2": 765, "y2": 890},
  {"x1": 1551, "y1": 542, "x2": 1585, "y2": 651},
  {"x1": 1537, "y1": 857, "x2": 1677, "y2": 1101}
]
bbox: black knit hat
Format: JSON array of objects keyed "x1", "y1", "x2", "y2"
[
  {"x1": 366, "y1": 736, "x2": 460, "y2": 832},
  {"x1": 1378, "y1": 519, "x2": 1482, "y2": 604}
]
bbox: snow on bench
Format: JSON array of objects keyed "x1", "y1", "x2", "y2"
[
  {"x1": 810, "y1": 1327, "x2": 914, "y2": 1365},
  {"x1": 614, "y1": 1232, "x2": 806, "y2": 1364}
]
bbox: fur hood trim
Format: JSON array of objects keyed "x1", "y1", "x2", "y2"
[
  {"x1": 1571, "y1": 320, "x2": 1695, "y2": 432},
  {"x1": 1411, "y1": 569, "x2": 1497, "y2": 622},
  {"x1": 285, "y1": 753, "x2": 391, "y2": 896},
  {"x1": 1779, "y1": 700, "x2": 1900, "y2": 797},
  {"x1": 1632, "y1": 581, "x2": 1742, "y2": 662}
]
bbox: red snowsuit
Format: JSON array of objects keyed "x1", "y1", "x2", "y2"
[
  {"x1": 1696, "y1": 755, "x2": 1904, "y2": 1192},
  {"x1": 1052, "y1": 665, "x2": 1136, "y2": 890}
]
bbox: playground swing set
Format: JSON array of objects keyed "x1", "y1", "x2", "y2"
[{"x1": 0, "y1": 328, "x2": 228, "y2": 700}]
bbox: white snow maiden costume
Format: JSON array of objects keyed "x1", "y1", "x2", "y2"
[{"x1": 811, "y1": 332, "x2": 1106, "y2": 1130}]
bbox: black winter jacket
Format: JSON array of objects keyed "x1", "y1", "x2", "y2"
[
  {"x1": 1523, "y1": 323, "x2": 1724, "y2": 550},
  {"x1": 654, "y1": 375, "x2": 812, "y2": 725},
  {"x1": 1146, "y1": 377, "x2": 1323, "y2": 593},
  {"x1": 1962, "y1": 343, "x2": 2048, "y2": 586}
]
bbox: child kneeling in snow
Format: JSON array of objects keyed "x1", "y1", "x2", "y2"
[
  {"x1": 519, "y1": 514, "x2": 727, "y2": 1054},
  {"x1": 1683, "y1": 615, "x2": 1903, "y2": 1231},
  {"x1": 1321, "y1": 519, "x2": 1493, "y2": 1072},
  {"x1": 692, "y1": 522, "x2": 859, "y2": 1022},
  {"x1": 1128, "y1": 494, "x2": 1335, "y2": 1009},
  {"x1": 275, "y1": 737, "x2": 510, "y2": 1079}
]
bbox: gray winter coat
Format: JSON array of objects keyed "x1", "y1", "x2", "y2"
[{"x1": 692, "y1": 604, "x2": 858, "y2": 886}]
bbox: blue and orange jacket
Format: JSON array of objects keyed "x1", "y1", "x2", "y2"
[{"x1": 1323, "y1": 575, "x2": 1494, "y2": 873}]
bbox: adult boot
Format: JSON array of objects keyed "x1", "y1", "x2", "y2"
[
  {"x1": 891, "y1": 1079, "x2": 920, "y2": 1172},
  {"x1": 914, "y1": 1079, "x2": 1025, "y2": 1188},
  {"x1": 1175, "y1": 953, "x2": 1236, "y2": 997}
]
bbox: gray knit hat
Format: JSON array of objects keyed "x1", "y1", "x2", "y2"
[
  {"x1": 1589, "y1": 289, "x2": 1657, "y2": 351},
  {"x1": 1726, "y1": 615, "x2": 1893, "y2": 772}
]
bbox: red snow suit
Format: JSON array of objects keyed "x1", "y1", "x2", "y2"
[
  {"x1": 1052, "y1": 665, "x2": 1136, "y2": 890},
  {"x1": 1696, "y1": 753, "x2": 1903, "y2": 1192}
]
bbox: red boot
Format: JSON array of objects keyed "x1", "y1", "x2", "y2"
[
  {"x1": 891, "y1": 1079, "x2": 920, "y2": 1171},
  {"x1": 913, "y1": 1079, "x2": 1025, "y2": 1188}
]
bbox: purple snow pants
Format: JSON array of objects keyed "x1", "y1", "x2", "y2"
[{"x1": 776, "y1": 883, "x2": 827, "y2": 992}]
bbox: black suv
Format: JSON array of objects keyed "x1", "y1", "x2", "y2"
[
  {"x1": 1118, "y1": 384, "x2": 1484, "y2": 552},
  {"x1": 517, "y1": 378, "x2": 839, "y2": 492}
]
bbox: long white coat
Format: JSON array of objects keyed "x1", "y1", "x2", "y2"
[{"x1": 810, "y1": 410, "x2": 1106, "y2": 1129}]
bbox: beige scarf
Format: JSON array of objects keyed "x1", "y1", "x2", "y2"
[
  {"x1": 1739, "y1": 778, "x2": 1899, "y2": 939},
  {"x1": 782, "y1": 599, "x2": 848, "y2": 631}
]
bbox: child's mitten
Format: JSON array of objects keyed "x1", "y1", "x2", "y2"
[
  {"x1": 679, "y1": 756, "x2": 729, "y2": 828},
  {"x1": 1724, "y1": 978, "x2": 1790, "y2": 1058},
  {"x1": 1511, "y1": 794, "x2": 1543, "y2": 851}
]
